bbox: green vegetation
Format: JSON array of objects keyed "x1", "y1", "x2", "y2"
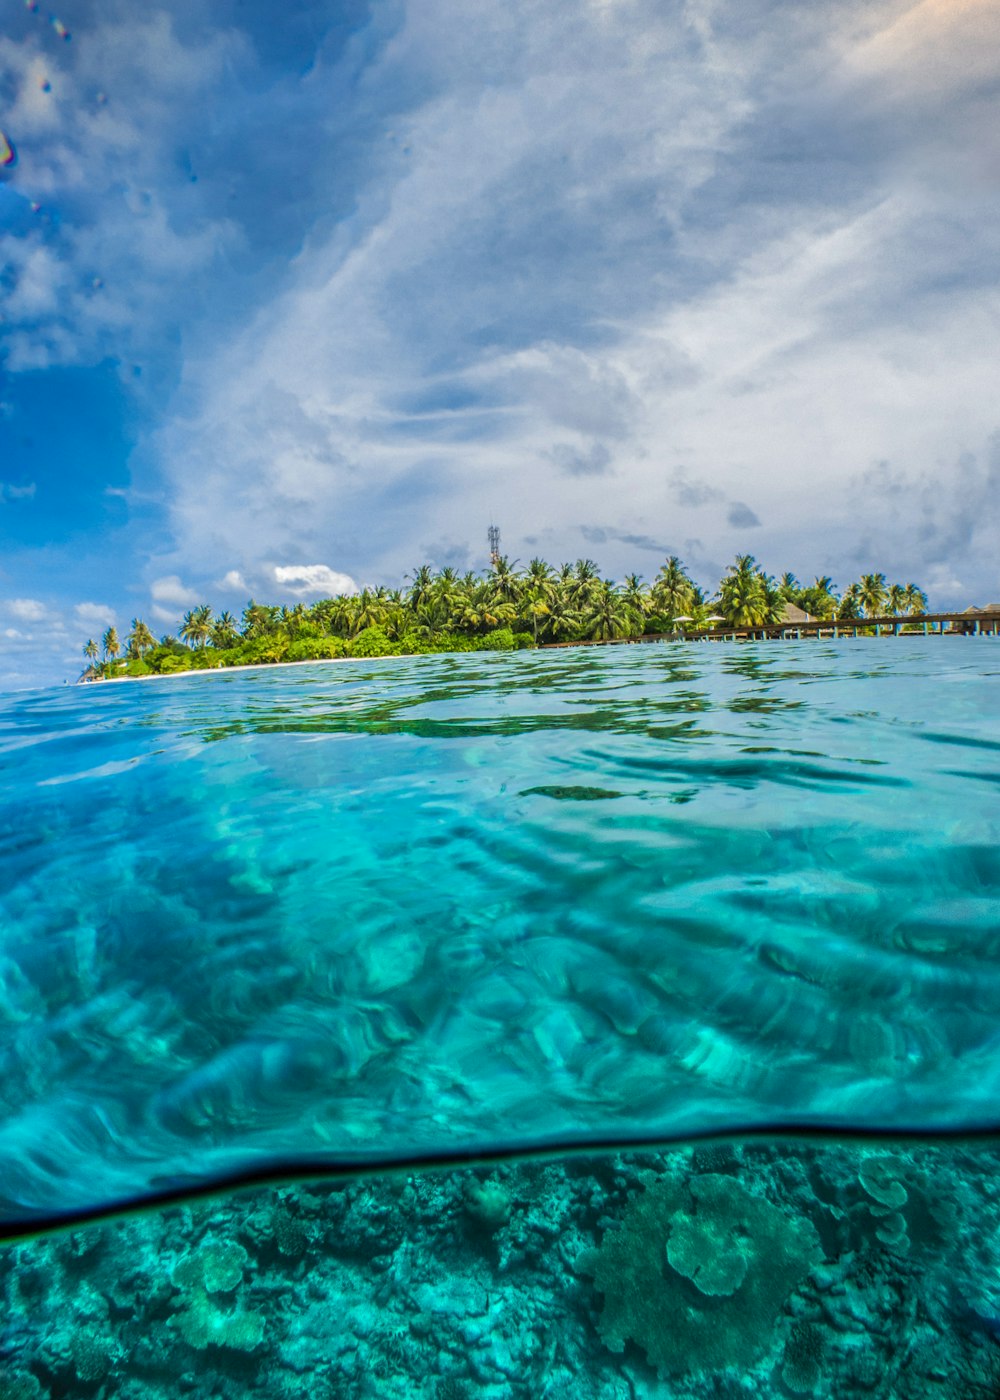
[{"x1": 79, "y1": 555, "x2": 930, "y2": 681}]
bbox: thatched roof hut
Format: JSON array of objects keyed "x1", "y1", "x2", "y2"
[{"x1": 778, "y1": 602, "x2": 817, "y2": 624}]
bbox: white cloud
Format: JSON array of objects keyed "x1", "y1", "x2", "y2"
[
  {"x1": 7, "y1": 597, "x2": 47, "y2": 622},
  {"x1": 4, "y1": 0, "x2": 997, "y2": 633},
  {"x1": 150, "y1": 575, "x2": 198, "y2": 607},
  {"x1": 74, "y1": 602, "x2": 115, "y2": 628},
  {"x1": 4, "y1": 627, "x2": 27, "y2": 640},
  {"x1": 272, "y1": 564, "x2": 358, "y2": 597},
  {"x1": 136, "y1": 0, "x2": 999, "y2": 604},
  {"x1": 0, "y1": 482, "x2": 36, "y2": 501}
]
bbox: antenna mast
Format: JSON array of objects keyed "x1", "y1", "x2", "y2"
[{"x1": 487, "y1": 522, "x2": 501, "y2": 569}]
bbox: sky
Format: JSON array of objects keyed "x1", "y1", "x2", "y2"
[{"x1": 1, "y1": 0, "x2": 998, "y2": 689}]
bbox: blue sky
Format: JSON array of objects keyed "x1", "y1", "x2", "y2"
[{"x1": 1, "y1": 0, "x2": 998, "y2": 687}]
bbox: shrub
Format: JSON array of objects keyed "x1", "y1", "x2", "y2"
[
  {"x1": 349, "y1": 625, "x2": 395, "y2": 657},
  {"x1": 286, "y1": 636, "x2": 347, "y2": 662},
  {"x1": 512, "y1": 631, "x2": 534, "y2": 649},
  {"x1": 476, "y1": 627, "x2": 516, "y2": 652},
  {"x1": 236, "y1": 635, "x2": 290, "y2": 665},
  {"x1": 187, "y1": 648, "x2": 223, "y2": 669},
  {"x1": 396, "y1": 632, "x2": 436, "y2": 655},
  {"x1": 431, "y1": 633, "x2": 477, "y2": 653},
  {"x1": 153, "y1": 654, "x2": 189, "y2": 674}
]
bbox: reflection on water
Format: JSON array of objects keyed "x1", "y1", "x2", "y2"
[
  {"x1": 4, "y1": 1141, "x2": 1000, "y2": 1398},
  {"x1": 0, "y1": 640, "x2": 998, "y2": 1220}
]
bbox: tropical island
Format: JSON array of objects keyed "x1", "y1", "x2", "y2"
[{"x1": 78, "y1": 553, "x2": 941, "y2": 682}]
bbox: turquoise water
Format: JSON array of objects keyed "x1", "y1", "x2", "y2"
[
  {"x1": 0, "y1": 639, "x2": 997, "y2": 1221},
  {"x1": 2, "y1": 639, "x2": 1000, "y2": 1396}
]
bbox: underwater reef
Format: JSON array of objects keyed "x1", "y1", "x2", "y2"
[{"x1": 3, "y1": 1140, "x2": 1000, "y2": 1399}]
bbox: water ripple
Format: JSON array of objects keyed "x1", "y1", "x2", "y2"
[{"x1": 0, "y1": 638, "x2": 997, "y2": 1221}]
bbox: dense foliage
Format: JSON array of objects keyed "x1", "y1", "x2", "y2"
[{"x1": 80, "y1": 556, "x2": 929, "y2": 681}]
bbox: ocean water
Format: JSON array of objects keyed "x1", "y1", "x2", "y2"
[{"x1": 1, "y1": 638, "x2": 999, "y2": 1397}]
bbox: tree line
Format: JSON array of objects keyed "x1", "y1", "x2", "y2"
[{"x1": 80, "y1": 555, "x2": 929, "y2": 680}]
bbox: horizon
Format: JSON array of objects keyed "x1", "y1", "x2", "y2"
[{"x1": 2, "y1": 0, "x2": 999, "y2": 690}]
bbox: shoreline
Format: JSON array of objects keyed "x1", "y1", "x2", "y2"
[
  {"x1": 79, "y1": 617, "x2": 994, "y2": 687},
  {"x1": 82, "y1": 651, "x2": 415, "y2": 686}
]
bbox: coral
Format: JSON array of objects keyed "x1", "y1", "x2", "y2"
[
  {"x1": 70, "y1": 1330, "x2": 113, "y2": 1383},
  {"x1": 173, "y1": 1291, "x2": 264, "y2": 1352},
  {"x1": 0, "y1": 1375, "x2": 43, "y2": 1400},
  {"x1": 273, "y1": 1209, "x2": 308, "y2": 1259},
  {"x1": 172, "y1": 1239, "x2": 248, "y2": 1294},
  {"x1": 781, "y1": 1321, "x2": 824, "y2": 1393},
  {"x1": 170, "y1": 1237, "x2": 262, "y2": 1352},
  {"x1": 858, "y1": 1155, "x2": 908, "y2": 1210},
  {"x1": 588, "y1": 1171, "x2": 822, "y2": 1377},
  {"x1": 691, "y1": 1142, "x2": 738, "y2": 1176},
  {"x1": 464, "y1": 1180, "x2": 512, "y2": 1232},
  {"x1": 435, "y1": 1380, "x2": 471, "y2": 1400},
  {"x1": 666, "y1": 1182, "x2": 749, "y2": 1296},
  {"x1": 873, "y1": 1209, "x2": 909, "y2": 1252}
]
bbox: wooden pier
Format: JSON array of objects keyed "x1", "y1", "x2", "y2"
[{"x1": 540, "y1": 610, "x2": 1000, "y2": 649}]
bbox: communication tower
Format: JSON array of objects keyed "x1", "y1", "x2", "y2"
[{"x1": 488, "y1": 523, "x2": 501, "y2": 569}]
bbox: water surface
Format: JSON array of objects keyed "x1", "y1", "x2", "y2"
[{"x1": 1, "y1": 638, "x2": 997, "y2": 1221}]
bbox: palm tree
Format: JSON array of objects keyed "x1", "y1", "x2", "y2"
[
  {"x1": 180, "y1": 604, "x2": 213, "y2": 648},
  {"x1": 524, "y1": 557, "x2": 555, "y2": 596},
  {"x1": 886, "y1": 583, "x2": 906, "y2": 616},
  {"x1": 717, "y1": 555, "x2": 771, "y2": 627},
  {"x1": 489, "y1": 555, "x2": 522, "y2": 606},
  {"x1": 581, "y1": 579, "x2": 633, "y2": 641},
  {"x1": 102, "y1": 626, "x2": 120, "y2": 661},
  {"x1": 412, "y1": 597, "x2": 453, "y2": 638},
  {"x1": 381, "y1": 604, "x2": 410, "y2": 642},
  {"x1": 651, "y1": 556, "x2": 695, "y2": 620},
  {"x1": 567, "y1": 558, "x2": 600, "y2": 606},
  {"x1": 83, "y1": 638, "x2": 99, "y2": 672},
  {"x1": 126, "y1": 618, "x2": 156, "y2": 658},
  {"x1": 407, "y1": 565, "x2": 434, "y2": 610},
  {"x1": 622, "y1": 573, "x2": 649, "y2": 619},
  {"x1": 242, "y1": 601, "x2": 278, "y2": 639},
  {"x1": 353, "y1": 588, "x2": 386, "y2": 634},
  {"x1": 210, "y1": 611, "x2": 240, "y2": 648},
  {"x1": 838, "y1": 583, "x2": 863, "y2": 621},
  {"x1": 779, "y1": 572, "x2": 800, "y2": 601},
  {"x1": 903, "y1": 582, "x2": 928, "y2": 615},
  {"x1": 525, "y1": 599, "x2": 549, "y2": 644},
  {"x1": 543, "y1": 593, "x2": 581, "y2": 641},
  {"x1": 858, "y1": 572, "x2": 888, "y2": 618}
]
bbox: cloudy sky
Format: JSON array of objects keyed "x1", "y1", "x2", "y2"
[{"x1": 1, "y1": 0, "x2": 998, "y2": 688}]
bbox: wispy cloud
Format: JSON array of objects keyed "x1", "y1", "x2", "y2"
[
  {"x1": 0, "y1": 481, "x2": 36, "y2": 502},
  {"x1": 6, "y1": 597, "x2": 47, "y2": 621},
  {"x1": 138, "y1": 0, "x2": 999, "y2": 600},
  {"x1": 74, "y1": 601, "x2": 115, "y2": 628},
  {"x1": 150, "y1": 575, "x2": 198, "y2": 608},
  {"x1": 1, "y1": 0, "x2": 999, "y2": 690}
]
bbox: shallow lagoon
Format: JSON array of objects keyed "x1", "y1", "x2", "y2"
[{"x1": 1, "y1": 639, "x2": 999, "y2": 1395}]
